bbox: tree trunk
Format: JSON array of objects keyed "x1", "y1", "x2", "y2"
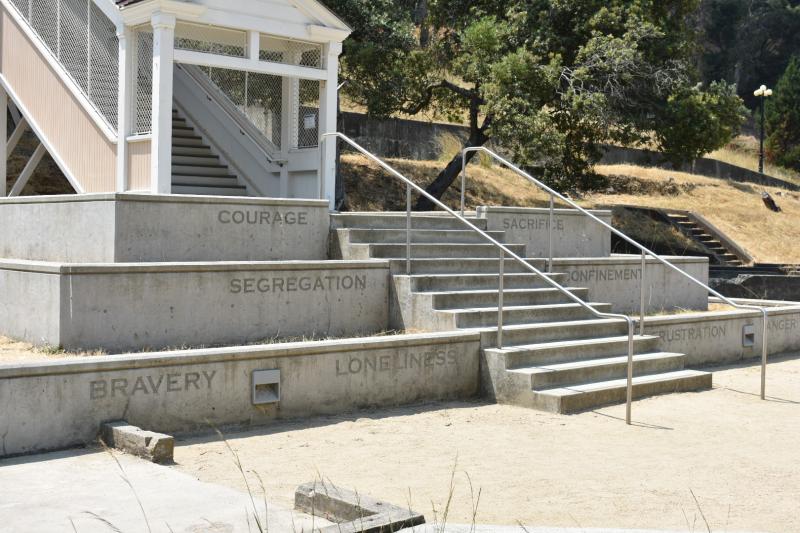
[{"x1": 413, "y1": 130, "x2": 489, "y2": 211}]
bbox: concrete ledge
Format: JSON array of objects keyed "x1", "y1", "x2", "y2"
[
  {"x1": 477, "y1": 206, "x2": 612, "y2": 258},
  {"x1": 100, "y1": 421, "x2": 174, "y2": 464},
  {"x1": 0, "y1": 194, "x2": 330, "y2": 262},
  {"x1": 0, "y1": 332, "x2": 480, "y2": 457},
  {"x1": 295, "y1": 481, "x2": 425, "y2": 532},
  {"x1": 0, "y1": 260, "x2": 391, "y2": 351},
  {"x1": 552, "y1": 255, "x2": 709, "y2": 313},
  {"x1": 643, "y1": 302, "x2": 800, "y2": 366}
]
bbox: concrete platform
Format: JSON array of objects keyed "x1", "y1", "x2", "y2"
[
  {"x1": 0, "y1": 448, "x2": 331, "y2": 532},
  {"x1": 476, "y1": 206, "x2": 612, "y2": 258},
  {"x1": 0, "y1": 193, "x2": 330, "y2": 262},
  {"x1": 0, "y1": 259, "x2": 390, "y2": 351},
  {"x1": 0, "y1": 331, "x2": 480, "y2": 457}
]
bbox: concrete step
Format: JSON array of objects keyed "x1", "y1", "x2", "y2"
[
  {"x1": 339, "y1": 228, "x2": 507, "y2": 245},
  {"x1": 172, "y1": 155, "x2": 220, "y2": 166},
  {"x1": 368, "y1": 243, "x2": 527, "y2": 259},
  {"x1": 332, "y1": 213, "x2": 488, "y2": 231},
  {"x1": 171, "y1": 184, "x2": 249, "y2": 196},
  {"x1": 531, "y1": 369, "x2": 712, "y2": 413},
  {"x1": 510, "y1": 351, "x2": 685, "y2": 389},
  {"x1": 485, "y1": 335, "x2": 660, "y2": 368},
  {"x1": 388, "y1": 258, "x2": 548, "y2": 275},
  {"x1": 430, "y1": 287, "x2": 589, "y2": 310},
  {"x1": 407, "y1": 272, "x2": 567, "y2": 292},
  {"x1": 449, "y1": 302, "x2": 612, "y2": 328},
  {"x1": 172, "y1": 176, "x2": 241, "y2": 187},
  {"x1": 172, "y1": 165, "x2": 232, "y2": 177},
  {"x1": 478, "y1": 318, "x2": 631, "y2": 347}
]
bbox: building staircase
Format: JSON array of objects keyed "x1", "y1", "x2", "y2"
[
  {"x1": 171, "y1": 109, "x2": 249, "y2": 197},
  {"x1": 331, "y1": 212, "x2": 711, "y2": 414}
]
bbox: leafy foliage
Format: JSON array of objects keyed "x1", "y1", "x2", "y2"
[
  {"x1": 656, "y1": 81, "x2": 747, "y2": 167},
  {"x1": 766, "y1": 56, "x2": 800, "y2": 171},
  {"x1": 324, "y1": 0, "x2": 748, "y2": 202}
]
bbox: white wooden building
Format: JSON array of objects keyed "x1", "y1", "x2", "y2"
[{"x1": 0, "y1": 0, "x2": 350, "y2": 207}]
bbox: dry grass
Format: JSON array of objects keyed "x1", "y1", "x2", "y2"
[
  {"x1": 589, "y1": 164, "x2": 800, "y2": 263},
  {"x1": 0, "y1": 336, "x2": 105, "y2": 364},
  {"x1": 341, "y1": 153, "x2": 550, "y2": 212},
  {"x1": 708, "y1": 136, "x2": 800, "y2": 185},
  {"x1": 342, "y1": 152, "x2": 800, "y2": 263}
]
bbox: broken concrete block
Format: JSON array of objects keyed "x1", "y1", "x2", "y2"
[
  {"x1": 295, "y1": 481, "x2": 425, "y2": 532},
  {"x1": 99, "y1": 421, "x2": 174, "y2": 464}
]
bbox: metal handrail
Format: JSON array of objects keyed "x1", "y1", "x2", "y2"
[
  {"x1": 462, "y1": 146, "x2": 800, "y2": 401},
  {"x1": 322, "y1": 132, "x2": 639, "y2": 424}
]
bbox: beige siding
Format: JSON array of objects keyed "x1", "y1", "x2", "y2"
[
  {"x1": 127, "y1": 139, "x2": 152, "y2": 191},
  {"x1": 0, "y1": 8, "x2": 116, "y2": 193}
]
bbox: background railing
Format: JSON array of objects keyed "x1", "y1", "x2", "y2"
[
  {"x1": 323, "y1": 132, "x2": 641, "y2": 424},
  {"x1": 461, "y1": 146, "x2": 800, "y2": 401}
]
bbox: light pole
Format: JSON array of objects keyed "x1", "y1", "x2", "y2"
[{"x1": 754, "y1": 84, "x2": 773, "y2": 174}]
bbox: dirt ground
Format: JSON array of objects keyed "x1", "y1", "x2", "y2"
[
  {"x1": 173, "y1": 356, "x2": 800, "y2": 532},
  {"x1": 0, "y1": 336, "x2": 95, "y2": 363}
]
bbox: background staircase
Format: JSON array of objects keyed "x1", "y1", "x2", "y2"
[
  {"x1": 171, "y1": 109, "x2": 248, "y2": 196},
  {"x1": 332, "y1": 213, "x2": 711, "y2": 413},
  {"x1": 664, "y1": 212, "x2": 744, "y2": 266}
]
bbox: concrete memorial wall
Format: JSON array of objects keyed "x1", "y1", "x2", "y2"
[
  {"x1": 552, "y1": 256, "x2": 709, "y2": 313},
  {"x1": 0, "y1": 194, "x2": 330, "y2": 262},
  {"x1": 644, "y1": 301, "x2": 800, "y2": 366},
  {"x1": 0, "y1": 260, "x2": 390, "y2": 352},
  {"x1": 477, "y1": 206, "x2": 612, "y2": 258},
  {"x1": 0, "y1": 332, "x2": 481, "y2": 457}
]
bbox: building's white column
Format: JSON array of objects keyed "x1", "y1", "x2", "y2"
[
  {"x1": 115, "y1": 25, "x2": 134, "y2": 192},
  {"x1": 1, "y1": 87, "x2": 7, "y2": 196},
  {"x1": 150, "y1": 12, "x2": 176, "y2": 194},
  {"x1": 319, "y1": 41, "x2": 341, "y2": 210}
]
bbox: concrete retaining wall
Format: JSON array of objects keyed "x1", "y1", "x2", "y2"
[
  {"x1": 0, "y1": 260, "x2": 390, "y2": 352},
  {"x1": 644, "y1": 304, "x2": 800, "y2": 366},
  {"x1": 0, "y1": 194, "x2": 330, "y2": 262},
  {"x1": 552, "y1": 256, "x2": 709, "y2": 314},
  {"x1": 0, "y1": 332, "x2": 481, "y2": 457},
  {"x1": 477, "y1": 207, "x2": 612, "y2": 258}
]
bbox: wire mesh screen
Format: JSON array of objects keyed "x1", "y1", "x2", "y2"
[
  {"x1": 200, "y1": 66, "x2": 283, "y2": 150},
  {"x1": 259, "y1": 34, "x2": 323, "y2": 69},
  {"x1": 175, "y1": 22, "x2": 247, "y2": 58},
  {"x1": 296, "y1": 79, "x2": 320, "y2": 149},
  {"x1": 9, "y1": 0, "x2": 118, "y2": 129},
  {"x1": 134, "y1": 29, "x2": 153, "y2": 134}
]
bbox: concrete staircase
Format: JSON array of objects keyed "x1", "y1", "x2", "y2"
[
  {"x1": 332, "y1": 212, "x2": 711, "y2": 414},
  {"x1": 665, "y1": 212, "x2": 743, "y2": 266},
  {"x1": 171, "y1": 109, "x2": 249, "y2": 197}
]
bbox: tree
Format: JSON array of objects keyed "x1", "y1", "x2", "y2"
[
  {"x1": 697, "y1": 0, "x2": 800, "y2": 108},
  {"x1": 325, "y1": 0, "x2": 747, "y2": 206},
  {"x1": 766, "y1": 56, "x2": 800, "y2": 171},
  {"x1": 656, "y1": 81, "x2": 747, "y2": 166}
]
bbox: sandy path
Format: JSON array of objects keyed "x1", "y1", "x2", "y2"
[{"x1": 173, "y1": 357, "x2": 800, "y2": 532}]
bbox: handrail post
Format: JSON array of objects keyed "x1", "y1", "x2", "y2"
[
  {"x1": 626, "y1": 319, "x2": 634, "y2": 425},
  {"x1": 460, "y1": 152, "x2": 467, "y2": 217},
  {"x1": 548, "y1": 194, "x2": 554, "y2": 272},
  {"x1": 498, "y1": 249, "x2": 504, "y2": 349},
  {"x1": 639, "y1": 250, "x2": 646, "y2": 336},
  {"x1": 761, "y1": 309, "x2": 769, "y2": 400},
  {"x1": 406, "y1": 183, "x2": 412, "y2": 275}
]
